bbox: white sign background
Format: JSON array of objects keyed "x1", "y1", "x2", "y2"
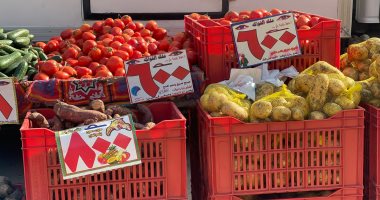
[{"x1": 0, "y1": 78, "x2": 18, "y2": 124}]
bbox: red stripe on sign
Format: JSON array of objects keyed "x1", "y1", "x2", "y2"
[{"x1": 0, "y1": 94, "x2": 12, "y2": 119}]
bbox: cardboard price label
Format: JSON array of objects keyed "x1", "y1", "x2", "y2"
[
  {"x1": 55, "y1": 115, "x2": 141, "y2": 180},
  {"x1": 125, "y1": 50, "x2": 194, "y2": 104},
  {"x1": 0, "y1": 78, "x2": 18, "y2": 124},
  {"x1": 231, "y1": 13, "x2": 301, "y2": 68}
]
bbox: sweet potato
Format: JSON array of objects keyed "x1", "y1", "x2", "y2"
[
  {"x1": 307, "y1": 74, "x2": 329, "y2": 111},
  {"x1": 105, "y1": 105, "x2": 137, "y2": 121},
  {"x1": 54, "y1": 101, "x2": 107, "y2": 124},
  {"x1": 28, "y1": 112, "x2": 49, "y2": 128},
  {"x1": 89, "y1": 100, "x2": 105, "y2": 113},
  {"x1": 50, "y1": 116, "x2": 63, "y2": 131}
]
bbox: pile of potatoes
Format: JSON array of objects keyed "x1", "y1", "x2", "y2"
[
  {"x1": 288, "y1": 61, "x2": 361, "y2": 119},
  {"x1": 340, "y1": 37, "x2": 380, "y2": 81}
]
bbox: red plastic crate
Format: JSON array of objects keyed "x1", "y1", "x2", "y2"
[
  {"x1": 362, "y1": 103, "x2": 380, "y2": 200},
  {"x1": 197, "y1": 102, "x2": 364, "y2": 199},
  {"x1": 184, "y1": 11, "x2": 341, "y2": 84},
  {"x1": 20, "y1": 102, "x2": 187, "y2": 200}
]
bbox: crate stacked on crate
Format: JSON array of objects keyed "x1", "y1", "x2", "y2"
[
  {"x1": 184, "y1": 11, "x2": 341, "y2": 84},
  {"x1": 20, "y1": 102, "x2": 187, "y2": 200},
  {"x1": 197, "y1": 103, "x2": 364, "y2": 200}
]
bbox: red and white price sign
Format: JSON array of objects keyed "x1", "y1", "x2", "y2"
[
  {"x1": 124, "y1": 50, "x2": 194, "y2": 104},
  {"x1": 231, "y1": 13, "x2": 301, "y2": 68},
  {"x1": 55, "y1": 115, "x2": 141, "y2": 180},
  {"x1": 0, "y1": 78, "x2": 18, "y2": 124}
]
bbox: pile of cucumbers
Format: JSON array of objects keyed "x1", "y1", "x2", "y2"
[{"x1": 0, "y1": 28, "x2": 47, "y2": 81}]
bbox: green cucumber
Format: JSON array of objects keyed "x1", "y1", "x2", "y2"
[
  {"x1": 49, "y1": 55, "x2": 62, "y2": 63},
  {"x1": 0, "y1": 28, "x2": 3, "y2": 34},
  {"x1": 27, "y1": 67, "x2": 37, "y2": 80},
  {"x1": 31, "y1": 60, "x2": 37, "y2": 67},
  {"x1": 38, "y1": 51, "x2": 48, "y2": 61},
  {"x1": 14, "y1": 37, "x2": 30, "y2": 48},
  {"x1": 3, "y1": 52, "x2": 32, "y2": 74},
  {"x1": 0, "y1": 52, "x2": 22, "y2": 71},
  {"x1": 0, "y1": 44, "x2": 27, "y2": 55},
  {"x1": 0, "y1": 72, "x2": 8, "y2": 78},
  {"x1": 0, "y1": 40, "x2": 12, "y2": 45},
  {"x1": 0, "y1": 50, "x2": 8, "y2": 56},
  {"x1": 13, "y1": 61, "x2": 28, "y2": 81},
  {"x1": 28, "y1": 34, "x2": 34, "y2": 40},
  {"x1": 7, "y1": 29, "x2": 29, "y2": 41},
  {"x1": 0, "y1": 33, "x2": 6, "y2": 40}
]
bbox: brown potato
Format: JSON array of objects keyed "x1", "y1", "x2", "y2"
[
  {"x1": 353, "y1": 59, "x2": 371, "y2": 72},
  {"x1": 287, "y1": 96, "x2": 309, "y2": 116},
  {"x1": 294, "y1": 74, "x2": 314, "y2": 93},
  {"x1": 271, "y1": 106, "x2": 291, "y2": 121},
  {"x1": 291, "y1": 107, "x2": 304, "y2": 121},
  {"x1": 271, "y1": 97, "x2": 289, "y2": 107},
  {"x1": 307, "y1": 74, "x2": 329, "y2": 111},
  {"x1": 334, "y1": 96, "x2": 356, "y2": 110},
  {"x1": 256, "y1": 83, "x2": 275, "y2": 100},
  {"x1": 342, "y1": 67, "x2": 359, "y2": 81},
  {"x1": 250, "y1": 100, "x2": 272, "y2": 119},
  {"x1": 370, "y1": 82, "x2": 380, "y2": 98},
  {"x1": 328, "y1": 78, "x2": 346, "y2": 96},
  {"x1": 309, "y1": 111, "x2": 326, "y2": 120},
  {"x1": 323, "y1": 103, "x2": 342, "y2": 117},
  {"x1": 210, "y1": 112, "x2": 224, "y2": 117},
  {"x1": 200, "y1": 91, "x2": 229, "y2": 112},
  {"x1": 347, "y1": 43, "x2": 369, "y2": 61},
  {"x1": 359, "y1": 72, "x2": 370, "y2": 81},
  {"x1": 221, "y1": 101, "x2": 249, "y2": 121},
  {"x1": 361, "y1": 89, "x2": 373, "y2": 102}
]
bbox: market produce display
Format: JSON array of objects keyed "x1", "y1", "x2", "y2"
[
  {"x1": 0, "y1": 28, "x2": 44, "y2": 80},
  {"x1": 35, "y1": 16, "x2": 197, "y2": 80},
  {"x1": 28, "y1": 100, "x2": 156, "y2": 131},
  {"x1": 340, "y1": 37, "x2": 380, "y2": 81}
]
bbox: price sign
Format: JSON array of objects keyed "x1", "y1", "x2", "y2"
[
  {"x1": 231, "y1": 13, "x2": 301, "y2": 68},
  {"x1": 55, "y1": 115, "x2": 141, "y2": 180},
  {"x1": 0, "y1": 78, "x2": 18, "y2": 124},
  {"x1": 125, "y1": 50, "x2": 194, "y2": 104}
]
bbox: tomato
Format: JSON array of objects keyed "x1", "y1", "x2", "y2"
[
  {"x1": 250, "y1": 10, "x2": 263, "y2": 19},
  {"x1": 45, "y1": 40, "x2": 59, "y2": 53},
  {"x1": 186, "y1": 50, "x2": 197, "y2": 65},
  {"x1": 158, "y1": 39, "x2": 170, "y2": 51},
  {"x1": 34, "y1": 72, "x2": 50, "y2": 81},
  {"x1": 134, "y1": 22, "x2": 144, "y2": 32},
  {"x1": 88, "y1": 62, "x2": 101, "y2": 74},
  {"x1": 66, "y1": 59, "x2": 78, "y2": 67},
  {"x1": 299, "y1": 25, "x2": 311, "y2": 30},
  {"x1": 102, "y1": 38, "x2": 113, "y2": 47},
  {"x1": 78, "y1": 56, "x2": 92, "y2": 66},
  {"x1": 132, "y1": 32, "x2": 141, "y2": 37},
  {"x1": 61, "y1": 29, "x2": 73, "y2": 39},
  {"x1": 145, "y1": 20, "x2": 158, "y2": 31},
  {"x1": 131, "y1": 50, "x2": 143, "y2": 59},
  {"x1": 102, "y1": 25, "x2": 112, "y2": 34},
  {"x1": 61, "y1": 66, "x2": 77, "y2": 76},
  {"x1": 296, "y1": 15, "x2": 310, "y2": 28},
  {"x1": 170, "y1": 41, "x2": 182, "y2": 49},
  {"x1": 76, "y1": 67, "x2": 92, "y2": 77},
  {"x1": 79, "y1": 23, "x2": 91, "y2": 32},
  {"x1": 97, "y1": 57, "x2": 107, "y2": 65},
  {"x1": 123, "y1": 28, "x2": 134, "y2": 36},
  {"x1": 270, "y1": 8, "x2": 282, "y2": 15},
  {"x1": 102, "y1": 47, "x2": 115, "y2": 58},
  {"x1": 114, "y1": 50, "x2": 129, "y2": 60},
  {"x1": 136, "y1": 42, "x2": 148, "y2": 53},
  {"x1": 119, "y1": 44, "x2": 134, "y2": 56},
  {"x1": 35, "y1": 42, "x2": 46, "y2": 50},
  {"x1": 72, "y1": 29, "x2": 83, "y2": 40},
  {"x1": 173, "y1": 32, "x2": 186, "y2": 43},
  {"x1": 95, "y1": 65, "x2": 109, "y2": 74},
  {"x1": 144, "y1": 36, "x2": 156, "y2": 43},
  {"x1": 121, "y1": 15, "x2": 133, "y2": 25},
  {"x1": 153, "y1": 28, "x2": 167, "y2": 40},
  {"x1": 199, "y1": 15, "x2": 210, "y2": 20},
  {"x1": 143, "y1": 52, "x2": 151, "y2": 57},
  {"x1": 302, "y1": 14, "x2": 311, "y2": 19},
  {"x1": 62, "y1": 47, "x2": 79, "y2": 60},
  {"x1": 41, "y1": 60, "x2": 60, "y2": 76},
  {"x1": 83, "y1": 40, "x2": 97, "y2": 54},
  {"x1": 54, "y1": 71, "x2": 70, "y2": 79},
  {"x1": 114, "y1": 68, "x2": 126, "y2": 76},
  {"x1": 122, "y1": 34, "x2": 131, "y2": 42},
  {"x1": 189, "y1": 13, "x2": 201, "y2": 20},
  {"x1": 239, "y1": 10, "x2": 251, "y2": 17},
  {"x1": 148, "y1": 43, "x2": 158, "y2": 55},
  {"x1": 263, "y1": 12, "x2": 272, "y2": 17},
  {"x1": 310, "y1": 17, "x2": 320, "y2": 27},
  {"x1": 168, "y1": 46, "x2": 180, "y2": 52},
  {"x1": 127, "y1": 38, "x2": 139, "y2": 48},
  {"x1": 135, "y1": 37, "x2": 145, "y2": 44},
  {"x1": 126, "y1": 22, "x2": 136, "y2": 31},
  {"x1": 106, "y1": 56, "x2": 124, "y2": 73},
  {"x1": 258, "y1": 8, "x2": 268, "y2": 13},
  {"x1": 111, "y1": 27, "x2": 123, "y2": 36},
  {"x1": 104, "y1": 18, "x2": 115, "y2": 27},
  {"x1": 82, "y1": 32, "x2": 96, "y2": 41},
  {"x1": 88, "y1": 47, "x2": 103, "y2": 61},
  {"x1": 50, "y1": 36, "x2": 63, "y2": 43},
  {"x1": 224, "y1": 11, "x2": 239, "y2": 21},
  {"x1": 92, "y1": 21, "x2": 104, "y2": 33},
  {"x1": 110, "y1": 41, "x2": 122, "y2": 50},
  {"x1": 239, "y1": 15, "x2": 250, "y2": 21},
  {"x1": 182, "y1": 40, "x2": 194, "y2": 49},
  {"x1": 113, "y1": 19, "x2": 126, "y2": 29},
  {"x1": 140, "y1": 29, "x2": 151, "y2": 37},
  {"x1": 219, "y1": 19, "x2": 232, "y2": 26},
  {"x1": 113, "y1": 35, "x2": 125, "y2": 43},
  {"x1": 95, "y1": 70, "x2": 113, "y2": 78},
  {"x1": 81, "y1": 74, "x2": 93, "y2": 79}
]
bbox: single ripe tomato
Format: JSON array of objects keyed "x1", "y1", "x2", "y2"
[
  {"x1": 106, "y1": 56, "x2": 124, "y2": 73},
  {"x1": 250, "y1": 10, "x2": 263, "y2": 19},
  {"x1": 299, "y1": 25, "x2": 311, "y2": 30},
  {"x1": 104, "y1": 18, "x2": 115, "y2": 26},
  {"x1": 111, "y1": 27, "x2": 123, "y2": 36},
  {"x1": 121, "y1": 15, "x2": 133, "y2": 25},
  {"x1": 113, "y1": 19, "x2": 126, "y2": 29},
  {"x1": 78, "y1": 56, "x2": 92, "y2": 66},
  {"x1": 80, "y1": 23, "x2": 91, "y2": 32},
  {"x1": 88, "y1": 62, "x2": 101, "y2": 74},
  {"x1": 143, "y1": 52, "x2": 151, "y2": 57},
  {"x1": 102, "y1": 38, "x2": 113, "y2": 47},
  {"x1": 127, "y1": 38, "x2": 139, "y2": 48},
  {"x1": 50, "y1": 36, "x2": 63, "y2": 43},
  {"x1": 113, "y1": 36, "x2": 125, "y2": 44},
  {"x1": 61, "y1": 66, "x2": 77, "y2": 76},
  {"x1": 114, "y1": 50, "x2": 129, "y2": 60},
  {"x1": 310, "y1": 17, "x2": 320, "y2": 27},
  {"x1": 189, "y1": 13, "x2": 201, "y2": 20},
  {"x1": 140, "y1": 29, "x2": 151, "y2": 37},
  {"x1": 54, "y1": 71, "x2": 70, "y2": 79},
  {"x1": 136, "y1": 42, "x2": 148, "y2": 53},
  {"x1": 41, "y1": 60, "x2": 60, "y2": 76},
  {"x1": 99, "y1": 57, "x2": 109, "y2": 65},
  {"x1": 270, "y1": 8, "x2": 282, "y2": 15},
  {"x1": 75, "y1": 39, "x2": 84, "y2": 48},
  {"x1": 82, "y1": 31, "x2": 96, "y2": 41},
  {"x1": 170, "y1": 41, "x2": 182, "y2": 49},
  {"x1": 144, "y1": 36, "x2": 156, "y2": 43},
  {"x1": 45, "y1": 40, "x2": 59, "y2": 53},
  {"x1": 145, "y1": 20, "x2": 158, "y2": 31},
  {"x1": 92, "y1": 21, "x2": 104, "y2": 33},
  {"x1": 102, "y1": 47, "x2": 115, "y2": 58},
  {"x1": 72, "y1": 29, "x2": 83, "y2": 40},
  {"x1": 134, "y1": 22, "x2": 144, "y2": 32},
  {"x1": 296, "y1": 15, "x2": 311, "y2": 28},
  {"x1": 123, "y1": 28, "x2": 134, "y2": 36},
  {"x1": 33, "y1": 72, "x2": 50, "y2": 81},
  {"x1": 88, "y1": 47, "x2": 102, "y2": 61},
  {"x1": 173, "y1": 32, "x2": 186, "y2": 43},
  {"x1": 102, "y1": 25, "x2": 112, "y2": 34},
  {"x1": 131, "y1": 50, "x2": 143, "y2": 59},
  {"x1": 66, "y1": 59, "x2": 78, "y2": 67},
  {"x1": 114, "y1": 68, "x2": 126, "y2": 76},
  {"x1": 60, "y1": 29, "x2": 73, "y2": 39},
  {"x1": 62, "y1": 47, "x2": 79, "y2": 60},
  {"x1": 81, "y1": 74, "x2": 93, "y2": 79},
  {"x1": 76, "y1": 67, "x2": 92, "y2": 78},
  {"x1": 119, "y1": 44, "x2": 134, "y2": 56},
  {"x1": 127, "y1": 22, "x2": 136, "y2": 31},
  {"x1": 110, "y1": 41, "x2": 122, "y2": 50},
  {"x1": 95, "y1": 65, "x2": 109, "y2": 74},
  {"x1": 96, "y1": 70, "x2": 113, "y2": 78},
  {"x1": 199, "y1": 15, "x2": 210, "y2": 20},
  {"x1": 224, "y1": 11, "x2": 239, "y2": 21},
  {"x1": 35, "y1": 42, "x2": 46, "y2": 50},
  {"x1": 83, "y1": 40, "x2": 97, "y2": 55},
  {"x1": 239, "y1": 10, "x2": 251, "y2": 17},
  {"x1": 158, "y1": 39, "x2": 170, "y2": 51},
  {"x1": 239, "y1": 15, "x2": 250, "y2": 21},
  {"x1": 153, "y1": 28, "x2": 167, "y2": 40},
  {"x1": 148, "y1": 43, "x2": 158, "y2": 55},
  {"x1": 219, "y1": 20, "x2": 232, "y2": 26},
  {"x1": 132, "y1": 32, "x2": 141, "y2": 37}
]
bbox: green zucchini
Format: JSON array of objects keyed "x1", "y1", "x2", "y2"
[
  {"x1": 0, "y1": 40, "x2": 12, "y2": 45},
  {"x1": 13, "y1": 61, "x2": 28, "y2": 81},
  {"x1": 14, "y1": 37, "x2": 30, "y2": 48},
  {"x1": 0, "y1": 33, "x2": 6, "y2": 40},
  {"x1": 0, "y1": 50, "x2": 8, "y2": 56},
  {"x1": 0, "y1": 44, "x2": 27, "y2": 55},
  {"x1": 49, "y1": 55, "x2": 62, "y2": 63},
  {"x1": 7, "y1": 29, "x2": 29, "y2": 41},
  {"x1": 0, "y1": 52, "x2": 22, "y2": 71}
]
